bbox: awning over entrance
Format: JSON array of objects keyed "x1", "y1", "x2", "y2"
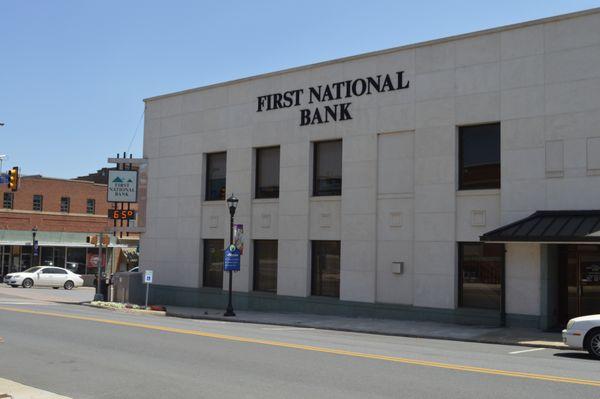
[{"x1": 480, "y1": 210, "x2": 600, "y2": 243}]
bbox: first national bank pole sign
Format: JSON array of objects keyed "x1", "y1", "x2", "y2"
[
  {"x1": 107, "y1": 170, "x2": 138, "y2": 203},
  {"x1": 256, "y1": 71, "x2": 409, "y2": 126}
]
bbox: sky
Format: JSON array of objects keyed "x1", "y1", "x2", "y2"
[{"x1": 1, "y1": 0, "x2": 599, "y2": 178}]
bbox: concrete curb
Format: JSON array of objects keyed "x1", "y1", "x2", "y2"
[
  {"x1": 165, "y1": 309, "x2": 567, "y2": 350},
  {"x1": 83, "y1": 303, "x2": 166, "y2": 317}
]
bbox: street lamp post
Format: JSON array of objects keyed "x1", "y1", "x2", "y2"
[
  {"x1": 224, "y1": 194, "x2": 238, "y2": 317},
  {"x1": 31, "y1": 226, "x2": 38, "y2": 267}
]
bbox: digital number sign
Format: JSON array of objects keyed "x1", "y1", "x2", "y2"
[{"x1": 108, "y1": 209, "x2": 136, "y2": 220}]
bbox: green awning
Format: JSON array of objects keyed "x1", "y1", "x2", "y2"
[{"x1": 0, "y1": 230, "x2": 126, "y2": 248}]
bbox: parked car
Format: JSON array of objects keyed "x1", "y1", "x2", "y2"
[
  {"x1": 562, "y1": 314, "x2": 600, "y2": 359},
  {"x1": 3, "y1": 266, "x2": 84, "y2": 290}
]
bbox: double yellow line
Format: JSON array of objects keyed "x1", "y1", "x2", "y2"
[{"x1": 1, "y1": 305, "x2": 599, "y2": 388}]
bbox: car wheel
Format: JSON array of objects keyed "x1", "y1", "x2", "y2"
[
  {"x1": 64, "y1": 280, "x2": 74, "y2": 290},
  {"x1": 586, "y1": 329, "x2": 600, "y2": 360},
  {"x1": 22, "y1": 278, "x2": 33, "y2": 288}
]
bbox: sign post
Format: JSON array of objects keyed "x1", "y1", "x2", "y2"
[{"x1": 144, "y1": 270, "x2": 153, "y2": 308}]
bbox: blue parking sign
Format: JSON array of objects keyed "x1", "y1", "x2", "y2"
[{"x1": 224, "y1": 245, "x2": 240, "y2": 271}]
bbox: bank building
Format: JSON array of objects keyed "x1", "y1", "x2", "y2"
[{"x1": 140, "y1": 8, "x2": 600, "y2": 329}]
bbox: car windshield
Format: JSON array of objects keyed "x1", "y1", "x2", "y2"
[{"x1": 22, "y1": 267, "x2": 42, "y2": 273}]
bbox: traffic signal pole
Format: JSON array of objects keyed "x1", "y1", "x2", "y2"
[{"x1": 94, "y1": 233, "x2": 104, "y2": 301}]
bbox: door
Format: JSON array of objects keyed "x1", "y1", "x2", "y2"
[
  {"x1": 580, "y1": 255, "x2": 600, "y2": 316},
  {"x1": 37, "y1": 268, "x2": 54, "y2": 286},
  {"x1": 51, "y1": 268, "x2": 69, "y2": 287}
]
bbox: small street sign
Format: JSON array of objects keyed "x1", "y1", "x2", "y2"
[
  {"x1": 144, "y1": 270, "x2": 154, "y2": 284},
  {"x1": 224, "y1": 245, "x2": 241, "y2": 271}
]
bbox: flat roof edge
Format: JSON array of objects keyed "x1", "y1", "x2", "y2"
[{"x1": 144, "y1": 7, "x2": 600, "y2": 103}]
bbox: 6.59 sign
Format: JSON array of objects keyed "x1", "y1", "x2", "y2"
[{"x1": 108, "y1": 209, "x2": 136, "y2": 220}]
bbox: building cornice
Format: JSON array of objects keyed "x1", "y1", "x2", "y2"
[{"x1": 144, "y1": 7, "x2": 600, "y2": 103}]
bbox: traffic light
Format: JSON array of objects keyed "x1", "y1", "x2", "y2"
[
  {"x1": 7, "y1": 166, "x2": 19, "y2": 191},
  {"x1": 86, "y1": 234, "x2": 109, "y2": 246},
  {"x1": 86, "y1": 235, "x2": 98, "y2": 246}
]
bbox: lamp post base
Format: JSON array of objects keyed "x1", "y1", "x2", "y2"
[{"x1": 223, "y1": 308, "x2": 236, "y2": 317}]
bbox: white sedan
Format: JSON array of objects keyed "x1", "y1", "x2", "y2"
[
  {"x1": 3, "y1": 266, "x2": 84, "y2": 290},
  {"x1": 562, "y1": 314, "x2": 600, "y2": 359}
]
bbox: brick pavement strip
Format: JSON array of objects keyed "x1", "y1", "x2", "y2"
[{"x1": 0, "y1": 378, "x2": 71, "y2": 399}]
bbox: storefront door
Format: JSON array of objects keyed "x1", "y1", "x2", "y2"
[
  {"x1": 563, "y1": 246, "x2": 600, "y2": 320},
  {"x1": 579, "y1": 255, "x2": 600, "y2": 317}
]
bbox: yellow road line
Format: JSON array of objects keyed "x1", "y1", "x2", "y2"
[{"x1": 1, "y1": 305, "x2": 599, "y2": 388}]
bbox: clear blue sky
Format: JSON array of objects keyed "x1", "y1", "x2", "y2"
[{"x1": 1, "y1": 0, "x2": 598, "y2": 178}]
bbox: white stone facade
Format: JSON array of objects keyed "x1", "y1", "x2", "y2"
[{"x1": 140, "y1": 9, "x2": 600, "y2": 320}]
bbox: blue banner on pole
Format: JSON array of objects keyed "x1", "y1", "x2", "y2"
[
  {"x1": 0, "y1": 173, "x2": 8, "y2": 184},
  {"x1": 224, "y1": 245, "x2": 240, "y2": 271}
]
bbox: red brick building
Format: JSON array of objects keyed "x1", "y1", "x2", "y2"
[{"x1": 0, "y1": 176, "x2": 131, "y2": 277}]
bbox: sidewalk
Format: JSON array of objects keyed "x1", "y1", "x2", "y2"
[{"x1": 165, "y1": 306, "x2": 565, "y2": 349}]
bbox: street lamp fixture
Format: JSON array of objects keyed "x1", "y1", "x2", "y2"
[
  {"x1": 224, "y1": 194, "x2": 238, "y2": 317},
  {"x1": 31, "y1": 226, "x2": 38, "y2": 267}
]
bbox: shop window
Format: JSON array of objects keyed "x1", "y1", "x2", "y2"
[
  {"x1": 255, "y1": 147, "x2": 280, "y2": 199},
  {"x1": 205, "y1": 152, "x2": 226, "y2": 201},
  {"x1": 311, "y1": 241, "x2": 340, "y2": 298},
  {"x1": 3, "y1": 192, "x2": 13, "y2": 209},
  {"x1": 253, "y1": 240, "x2": 278, "y2": 293},
  {"x1": 459, "y1": 123, "x2": 500, "y2": 190},
  {"x1": 313, "y1": 140, "x2": 342, "y2": 196},
  {"x1": 458, "y1": 242, "x2": 504, "y2": 310},
  {"x1": 33, "y1": 195, "x2": 43, "y2": 211},
  {"x1": 66, "y1": 247, "x2": 87, "y2": 274},
  {"x1": 203, "y1": 239, "x2": 224, "y2": 288},
  {"x1": 60, "y1": 197, "x2": 70, "y2": 213},
  {"x1": 86, "y1": 199, "x2": 95, "y2": 214}
]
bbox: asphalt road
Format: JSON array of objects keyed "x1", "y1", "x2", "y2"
[{"x1": 0, "y1": 289, "x2": 599, "y2": 399}]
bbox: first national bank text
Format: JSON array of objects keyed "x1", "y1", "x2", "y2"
[{"x1": 256, "y1": 71, "x2": 410, "y2": 126}]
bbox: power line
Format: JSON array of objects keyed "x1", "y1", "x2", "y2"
[{"x1": 126, "y1": 109, "x2": 145, "y2": 154}]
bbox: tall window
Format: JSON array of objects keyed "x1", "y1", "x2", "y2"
[
  {"x1": 3, "y1": 192, "x2": 13, "y2": 209},
  {"x1": 203, "y1": 239, "x2": 224, "y2": 288},
  {"x1": 206, "y1": 152, "x2": 226, "y2": 201},
  {"x1": 458, "y1": 243, "x2": 504, "y2": 310},
  {"x1": 311, "y1": 241, "x2": 341, "y2": 298},
  {"x1": 60, "y1": 197, "x2": 70, "y2": 213},
  {"x1": 313, "y1": 140, "x2": 342, "y2": 196},
  {"x1": 255, "y1": 147, "x2": 280, "y2": 199},
  {"x1": 459, "y1": 123, "x2": 501, "y2": 190},
  {"x1": 33, "y1": 195, "x2": 43, "y2": 211},
  {"x1": 86, "y1": 199, "x2": 95, "y2": 214},
  {"x1": 253, "y1": 240, "x2": 278, "y2": 292}
]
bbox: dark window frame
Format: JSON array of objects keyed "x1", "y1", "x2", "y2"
[
  {"x1": 313, "y1": 139, "x2": 342, "y2": 197},
  {"x1": 60, "y1": 197, "x2": 70, "y2": 213},
  {"x1": 255, "y1": 146, "x2": 280, "y2": 199},
  {"x1": 458, "y1": 242, "x2": 505, "y2": 311},
  {"x1": 458, "y1": 122, "x2": 501, "y2": 191},
  {"x1": 205, "y1": 152, "x2": 227, "y2": 201},
  {"x1": 33, "y1": 194, "x2": 43, "y2": 211},
  {"x1": 203, "y1": 239, "x2": 224, "y2": 288},
  {"x1": 311, "y1": 240, "x2": 341, "y2": 298},
  {"x1": 253, "y1": 240, "x2": 278, "y2": 293},
  {"x1": 86, "y1": 198, "x2": 96, "y2": 214},
  {"x1": 3, "y1": 192, "x2": 14, "y2": 209}
]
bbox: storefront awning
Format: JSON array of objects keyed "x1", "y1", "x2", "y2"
[
  {"x1": 0, "y1": 230, "x2": 127, "y2": 248},
  {"x1": 480, "y1": 210, "x2": 600, "y2": 243}
]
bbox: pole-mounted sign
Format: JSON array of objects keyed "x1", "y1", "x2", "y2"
[
  {"x1": 107, "y1": 169, "x2": 138, "y2": 203},
  {"x1": 224, "y1": 245, "x2": 241, "y2": 271}
]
